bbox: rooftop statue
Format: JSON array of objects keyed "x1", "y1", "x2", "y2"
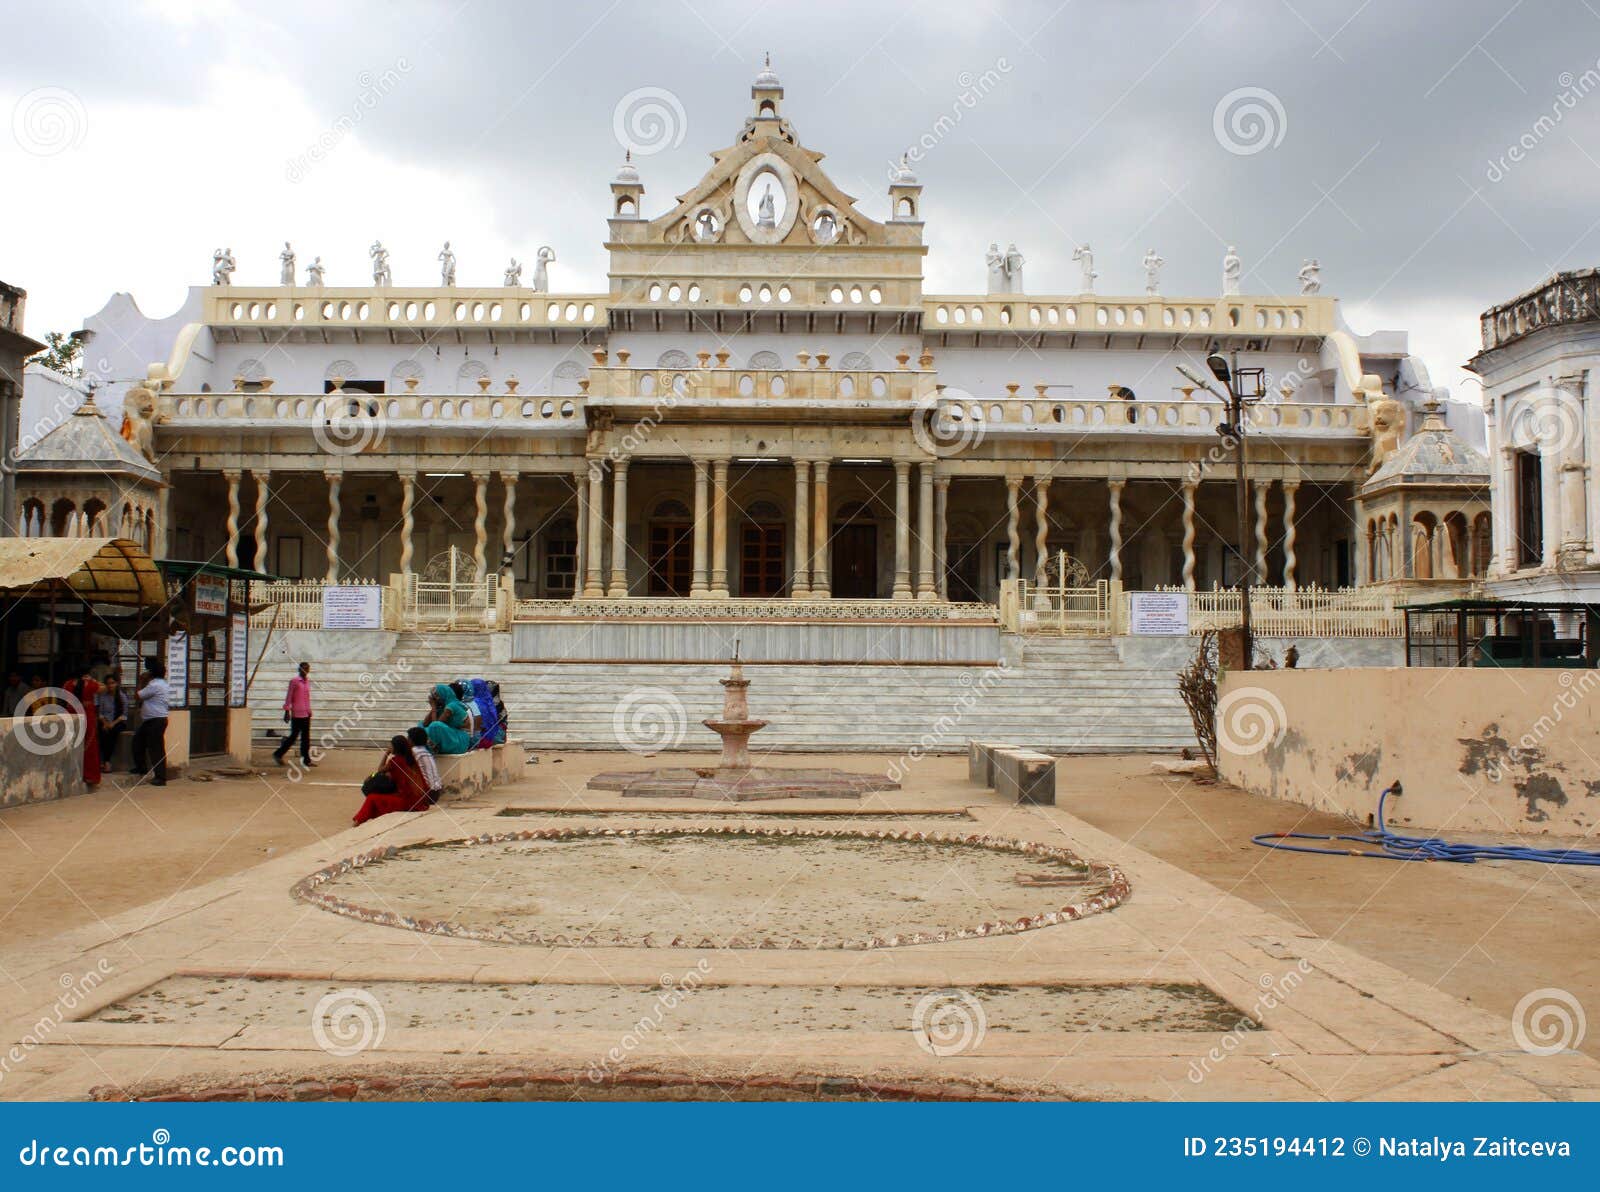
[
  {"x1": 531, "y1": 246, "x2": 555, "y2": 293},
  {"x1": 504, "y1": 257, "x2": 522, "y2": 287},
  {"x1": 439, "y1": 241, "x2": 457, "y2": 286},
  {"x1": 1142, "y1": 248, "x2": 1164, "y2": 296},
  {"x1": 306, "y1": 256, "x2": 325, "y2": 286},
  {"x1": 1298, "y1": 258, "x2": 1322, "y2": 295},
  {"x1": 985, "y1": 242, "x2": 1004, "y2": 294},
  {"x1": 370, "y1": 240, "x2": 391, "y2": 286},
  {"x1": 119, "y1": 385, "x2": 163, "y2": 464},
  {"x1": 211, "y1": 247, "x2": 236, "y2": 286},
  {"x1": 1222, "y1": 245, "x2": 1242, "y2": 296},
  {"x1": 1003, "y1": 243, "x2": 1025, "y2": 293},
  {"x1": 1072, "y1": 243, "x2": 1097, "y2": 294},
  {"x1": 279, "y1": 242, "x2": 296, "y2": 285},
  {"x1": 756, "y1": 182, "x2": 776, "y2": 228}
]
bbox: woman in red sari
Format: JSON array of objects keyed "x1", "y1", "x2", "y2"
[
  {"x1": 353, "y1": 734, "x2": 431, "y2": 825},
  {"x1": 62, "y1": 671, "x2": 101, "y2": 789}
]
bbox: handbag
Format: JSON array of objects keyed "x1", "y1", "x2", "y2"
[{"x1": 361, "y1": 772, "x2": 397, "y2": 796}]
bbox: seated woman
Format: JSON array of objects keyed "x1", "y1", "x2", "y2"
[
  {"x1": 352, "y1": 734, "x2": 432, "y2": 825},
  {"x1": 420, "y1": 683, "x2": 473, "y2": 755}
]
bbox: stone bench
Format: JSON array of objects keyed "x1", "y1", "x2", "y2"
[
  {"x1": 993, "y1": 748, "x2": 1056, "y2": 806},
  {"x1": 967, "y1": 740, "x2": 1020, "y2": 788},
  {"x1": 435, "y1": 740, "x2": 526, "y2": 796},
  {"x1": 491, "y1": 740, "x2": 526, "y2": 786}
]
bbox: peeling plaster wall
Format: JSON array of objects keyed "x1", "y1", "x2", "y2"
[
  {"x1": 0, "y1": 717, "x2": 87, "y2": 807},
  {"x1": 1218, "y1": 668, "x2": 1600, "y2": 835}
]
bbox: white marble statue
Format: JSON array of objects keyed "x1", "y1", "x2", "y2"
[
  {"x1": 1072, "y1": 243, "x2": 1097, "y2": 293},
  {"x1": 504, "y1": 257, "x2": 522, "y2": 287},
  {"x1": 438, "y1": 241, "x2": 457, "y2": 286},
  {"x1": 1297, "y1": 258, "x2": 1322, "y2": 295},
  {"x1": 306, "y1": 256, "x2": 325, "y2": 286},
  {"x1": 985, "y1": 242, "x2": 1005, "y2": 293},
  {"x1": 1003, "y1": 243, "x2": 1025, "y2": 293},
  {"x1": 531, "y1": 246, "x2": 555, "y2": 293},
  {"x1": 756, "y1": 182, "x2": 776, "y2": 228},
  {"x1": 1222, "y1": 245, "x2": 1242, "y2": 296},
  {"x1": 279, "y1": 242, "x2": 295, "y2": 285},
  {"x1": 370, "y1": 240, "x2": 391, "y2": 286},
  {"x1": 211, "y1": 247, "x2": 236, "y2": 286},
  {"x1": 1142, "y1": 248, "x2": 1164, "y2": 296},
  {"x1": 696, "y1": 210, "x2": 718, "y2": 241}
]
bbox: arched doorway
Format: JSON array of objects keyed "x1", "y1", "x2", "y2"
[
  {"x1": 831, "y1": 501, "x2": 879, "y2": 598},
  {"x1": 739, "y1": 499, "x2": 786, "y2": 597},
  {"x1": 647, "y1": 499, "x2": 693, "y2": 597}
]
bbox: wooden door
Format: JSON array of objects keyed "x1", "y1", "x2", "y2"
[
  {"x1": 647, "y1": 521, "x2": 693, "y2": 596},
  {"x1": 831, "y1": 522, "x2": 878, "y2": 598},
  {"x1": 740, "y1": 522, "x2": 785, "y2": 597},
  {"x1": 945, "y1": 541, "x2": 981, "y2": 602}
]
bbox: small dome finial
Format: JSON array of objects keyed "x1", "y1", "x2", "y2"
[{"x1": 754, "y1": 53, "x2": 781, "y2": 88}]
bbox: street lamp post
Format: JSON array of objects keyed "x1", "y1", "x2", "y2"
[{"x1": 1177, "y1": 350, "x2": 1266, "y2": 666}]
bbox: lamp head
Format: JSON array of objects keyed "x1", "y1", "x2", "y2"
[{"x1": 1205, "y1": 352, "x2": 1231, "y2": 385}]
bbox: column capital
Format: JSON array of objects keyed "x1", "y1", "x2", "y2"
[
  {"x1": 222, "y1": 467, "x2": 243, "y2": 482},
  {"x1": 396, "y1": 467, "x2": 417, "y2": 481},
  {"x1": 498, "y1": 468, "x2": 520, "y2": 483},
  {"x1": 613, "y1": 457, "x2": 630, "y2": 475},
  {"x1": 323, "y1": 469, "x2": 342, "y2": 483},
  {"x1": 1107, "y1": 477, "x2": 1125, "y2": 493},
  {"x1": 934, "y1": 475, "x2": 951, "y2": 491},
  {"x1": 1281, "y1": 477, "x2": 1301, "y2": 491},
  {"x1": 894, "y1": 459, "x2": 911, "y2": 476}
]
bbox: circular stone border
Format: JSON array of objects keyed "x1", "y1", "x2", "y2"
[{"x1": 290, "y1": 825, "x2": 1131, "y2": 950}]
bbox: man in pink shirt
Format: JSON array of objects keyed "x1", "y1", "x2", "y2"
[{"x1": 273, "y1": 661, "x2": 314, "y2": 768}]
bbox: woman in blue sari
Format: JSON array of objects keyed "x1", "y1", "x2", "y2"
[{"x1": 421, "y1": 683, "x2": 472, "y2": 755}]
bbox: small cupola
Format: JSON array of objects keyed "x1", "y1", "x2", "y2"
[
  {"x1": 752, "y1": 53, "x2": 783, "y2": 121},
  {"x1": 611, "y1": 150, "x2": 644, "y2": 220},
  {"x1": 888, "y1": 153, "x2": 922, "y2": 222}
]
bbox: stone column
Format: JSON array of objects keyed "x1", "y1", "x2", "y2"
[
  {"x1": 397, "y1": 471, "x2": 416, "y2": 576},
  {"x1": 471, "y1": 472, "x2": 489, "y2": 580},
  {"x1": 1005, "y1": 475, "x2": 1023, "y2": 582},
  {"x1": 324, "y1": 470, "x2": 342, "y2": 582},
  {"x1": 252, "y1": 468, "x2": 271, "y2": 573},
  {"x1": 499, "y1": 471, "x2": 519, "y2": 577},
  {"x1": 1281, "y1": 479, "x2": 1300, "y2": 590},
  {"x1": 893, "y1": 460, "x2": 913, "y2": 600},
  {"x1": 608, "y1": 458, "x2": 630, "y2": 597},
  {"x1": 572, "y1": 468, "x2": 587, "y2": 597},
  {"x1": 792, "y1": 459, "x2": 811, "y2": 598},
  {"x1": 691, "y1": 458, "x2": 711, "y2": 598},
  {"x1": 1253, "y1": 479, "x2": 1272, "y2": 582},
  {"x1": 583, "y1": 462, "x2": 606, "y2": 597},
  {"x1": 711, "y1": 459, "x2": 730, "y2": 598},
  {"x1": 1180, "y1": 477, "x2": 1198, "y2": 590},
  {"x1": 934, "y1": 476, "x2": 950, "y2": 599},
  {"x1": 917, "y1": 462, "x2": 937, "y2": 600},
  {"x1": 223, "y1": 469, "x2": 242, "y2": 569},
  {"x1": 1032, "y1": 475, "x2": 1051, "y2": 587},
  {"x1": 1106, "y1": 479, "x2": 1125, "y2": 583},
  {"x1": 156, "y1": 484, "x2": 171, "y2": 558},
  {"x1": 1497, "y1": 445, "x2": 1520, "y2": 574},
  {"x1": 1558, "y1": 373, "x2": 1590, "y2": 563},
  {"x1": 811, "y1": 460, "x2": 831, "y2": 599}
]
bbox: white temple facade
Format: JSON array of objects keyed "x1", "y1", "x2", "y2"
[{"x1": 75, "y1": 66, "x2": 1464, "y2": 609}]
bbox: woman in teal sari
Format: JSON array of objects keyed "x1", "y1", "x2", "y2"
[{"x1": 421, "y1": 683, "x2": 472, "y2": 755}]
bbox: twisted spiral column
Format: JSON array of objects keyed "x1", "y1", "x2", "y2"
[
  {"x1": 1033, "y1": 476, "x2": 1051, "y2": 587},
  {"x1": 500, "y1": 470, "x2": 519, "y2": 575},
  {"x1": 398, "y1": 472, "x2": 415, "y2": 576},
  {"x1": 1181, "y1": 478, "x2": 1198, "y2": 591},
  {"x1": 1005, "y1": 475, "x2": 1022, "y2": 582},
  {"x1": 324, "y1": 470, "x2": 342, "y2": 581},
  {"x1": 252, "y1": 468, "x2": 270, "y2": 573},
  {"x1": 1254, "y1": 479, "x2": 1271, "y2": 581},
  {"x1": 1106, "y1": 479, "x2": 1125, "y2": 583},
  {"x1": 223, "y1": 469, "x2": 241, "y2": 569},
  {"x1": 471, "y1": 473, "x2": 489, "y2": 580},
  {"x1": 1281, "y1": 479, "x2": 1300, "y2": 590}
]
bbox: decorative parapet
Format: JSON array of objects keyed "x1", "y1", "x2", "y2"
[
  {"x1": 202, "y1": 288, "x2": 609, "y2": 333},
  {"x1": 1475, "y1": 268, "x2": 1600, "y2": 355},
  {"x1": 936, "y1": 394, "x2": 1368, "y2": 436},
  {"x1": 582, "y1": 358, "x2": 935, "y2": 404},
  {"x1": 922, "y1": 294, "x2": 1333, "y2": 337},
  {"x1": 160, "y1": 390, "x2": 584, "y2": 431}
]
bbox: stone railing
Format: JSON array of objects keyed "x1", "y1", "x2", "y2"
[
  {"x1": 513, "y1": 597, "x2": 999, "y2": 622},
  {"x1": 922, "y1": 294, "x2": 1334, "y2": 337},
  {"x1": 1478, "y1": 268, "x2": 1599, "y2": 352},
  {"x1": 583, "y1": 357, "x2": 936, "y2": 404},
  {"x1": 162, "y1": 389, "x2": 584, "y2": 429},
  {"x1": 204, "y1": 288, "x2": 608, "y2": 331},
  {"x1": 936, "y1": 395, "x2": 1368, "y2": 435},
  {"x1": 999, "y1": 580, "x2": 1405, "y2": 637},
  {"x1": 253, "y1": 578, "x2": 390, "y2": 630}
]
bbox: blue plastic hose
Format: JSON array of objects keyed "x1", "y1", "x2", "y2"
[{"x1": 1251, "y1": 783, "x2": 1600, "y2": 866}]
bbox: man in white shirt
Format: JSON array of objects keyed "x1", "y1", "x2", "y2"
[{"x1": 132, "y1": 660, "x2": 173, "y2": 786}]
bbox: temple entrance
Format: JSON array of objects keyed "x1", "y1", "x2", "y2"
[
  {"x1": 647, "y1": 500, "x2": 693, "y2": 597},
  {"x1": 832, "y1": 504, "x2": 878, "y2": 598},
  {"x1": 739, "y1": 503, "x2": 785, "y2": 596},
  {"x1": 945, "y1": 541, "x2": 982, "y2": 602}
]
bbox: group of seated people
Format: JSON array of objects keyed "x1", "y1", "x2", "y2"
[{"x1": 352, "y1": 677, "x2": 509, "y2": 826}]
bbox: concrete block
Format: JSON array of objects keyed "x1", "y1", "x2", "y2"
[
  {"x1": 994, "y1": 748, "x2": 1056, "y2": 806},
  {"x1": 434, "y1": 749, "x2": 493, "y2": 794},
  {"x1": 491, "y1": 741, "x2": 526, "y2": 786},
  {"x1": 969, "y1": 741, "x2": 1019, "y2": 788}
]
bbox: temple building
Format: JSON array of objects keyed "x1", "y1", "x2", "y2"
[{"x1": 75, "y1": 65, "x2": 1469, "y2": 610}]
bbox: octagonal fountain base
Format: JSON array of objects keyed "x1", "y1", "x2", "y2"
[{"x1": 588, "y1": 764, "x2": 899, "y2": 801}]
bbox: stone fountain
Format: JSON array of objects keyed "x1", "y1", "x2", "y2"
[{"x1": 587, "y1": 644, "x2": 900, "y2": 801}]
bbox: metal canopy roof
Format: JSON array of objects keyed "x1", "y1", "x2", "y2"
[
  {"x1": 156, "y1": 558, "x2": 276, "y2": 583},
  {"x1": 0, "y1": 537, "x2": 167, "y2": 607}
]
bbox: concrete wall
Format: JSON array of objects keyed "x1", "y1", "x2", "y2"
[
  {"x1": 0, "y1": 716, "x2": 87, "y2": 807},
  {"x1": 1218, "y1": 667, "x2": 1600, "y2": 834},
  {"x1": 1118, "y1": 635, "x2": 1404, "y2": 670},
  {"x1": 512, "y1": 619, "x2": 1002, "y2": 663}
]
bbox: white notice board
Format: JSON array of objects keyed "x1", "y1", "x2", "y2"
[
  {"x1": 1129, "y1": 591, "x2": 1190, "y2": 635},
  {"x1": 321, "y1": 585, "x2": 382, "y2": 630}
]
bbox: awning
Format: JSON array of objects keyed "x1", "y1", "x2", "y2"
[
  {"x1": 0, "y1": 537, "x2": 167, "y2": 607},
  {"x1": 157, "y1": 559, "x2": 276, "y2": 583}
]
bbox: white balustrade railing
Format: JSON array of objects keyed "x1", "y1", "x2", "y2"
[
  {"x1": 1149, "y1": 584, "x2": 1403, "y2": 637},
  {"x1": 164, "y1": 391, "x2": 582, "y2": 426},
  {"x1": 935, "y1": 396, "x2": 1368, "y2": 435}
]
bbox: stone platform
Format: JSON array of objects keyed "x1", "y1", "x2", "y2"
[{"x1": 589, "y1": 764, "x2": 899, "y2": 800}]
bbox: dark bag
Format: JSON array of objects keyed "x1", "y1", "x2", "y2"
[{"x1": 361, "y1": 771, "x2": 397, "y2": 796}]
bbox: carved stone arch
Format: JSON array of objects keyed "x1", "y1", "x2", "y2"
[
  {"x1": 552, "y1": 361, "x2": 586, "y2": 397},
  {"x1": 748, "y1": 350, "x2": 782, "y2": 370},
  {"x1": 838, "y1": 351, "x2": 874, "y2": 371},
  {"x1": 390, "y1": 358, "x2": 426, "y2": 388},
  {"x1": 652, "y1": 497, "x2": 693, "y2": 520},
  {"x1": 324, "y1": 359, "x2": 359, "y2": 384},
  {"x1": 456, "y1": 359, "x2": 489, "y2": 393},
  {"x1": 236, "y1": 358, "x2": 267, "y2": 382},
  {"x1": 656, "y1": 349, "x2": 693, "y2": 369}
]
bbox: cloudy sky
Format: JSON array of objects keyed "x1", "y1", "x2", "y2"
[{"x1": 4, "y1": 0, "x2": 1599, "y2": 394}]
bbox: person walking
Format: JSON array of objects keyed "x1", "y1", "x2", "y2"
[
  {"x1": 131, "y1": 660, "x2": 172, "y2": 787},
  {"x1": 273, "y1": 661, "x2": 314, "y2": 768}
]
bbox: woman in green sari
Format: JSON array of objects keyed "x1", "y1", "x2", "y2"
[{"x1": 421, "y1": 683, "x2": 472, "y2": 755}]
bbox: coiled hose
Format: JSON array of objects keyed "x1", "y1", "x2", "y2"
[{"x1": 1252, "y1": 783, "x2": 1600, "y2": 866}]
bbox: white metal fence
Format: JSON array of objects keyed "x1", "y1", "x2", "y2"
[
  {"x1": 1003, "y1": 580, "x2": 1115, "y2": 635},
  {"x1": 1159, "y1": 585, "x2": 1404, "y2": 637}
]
